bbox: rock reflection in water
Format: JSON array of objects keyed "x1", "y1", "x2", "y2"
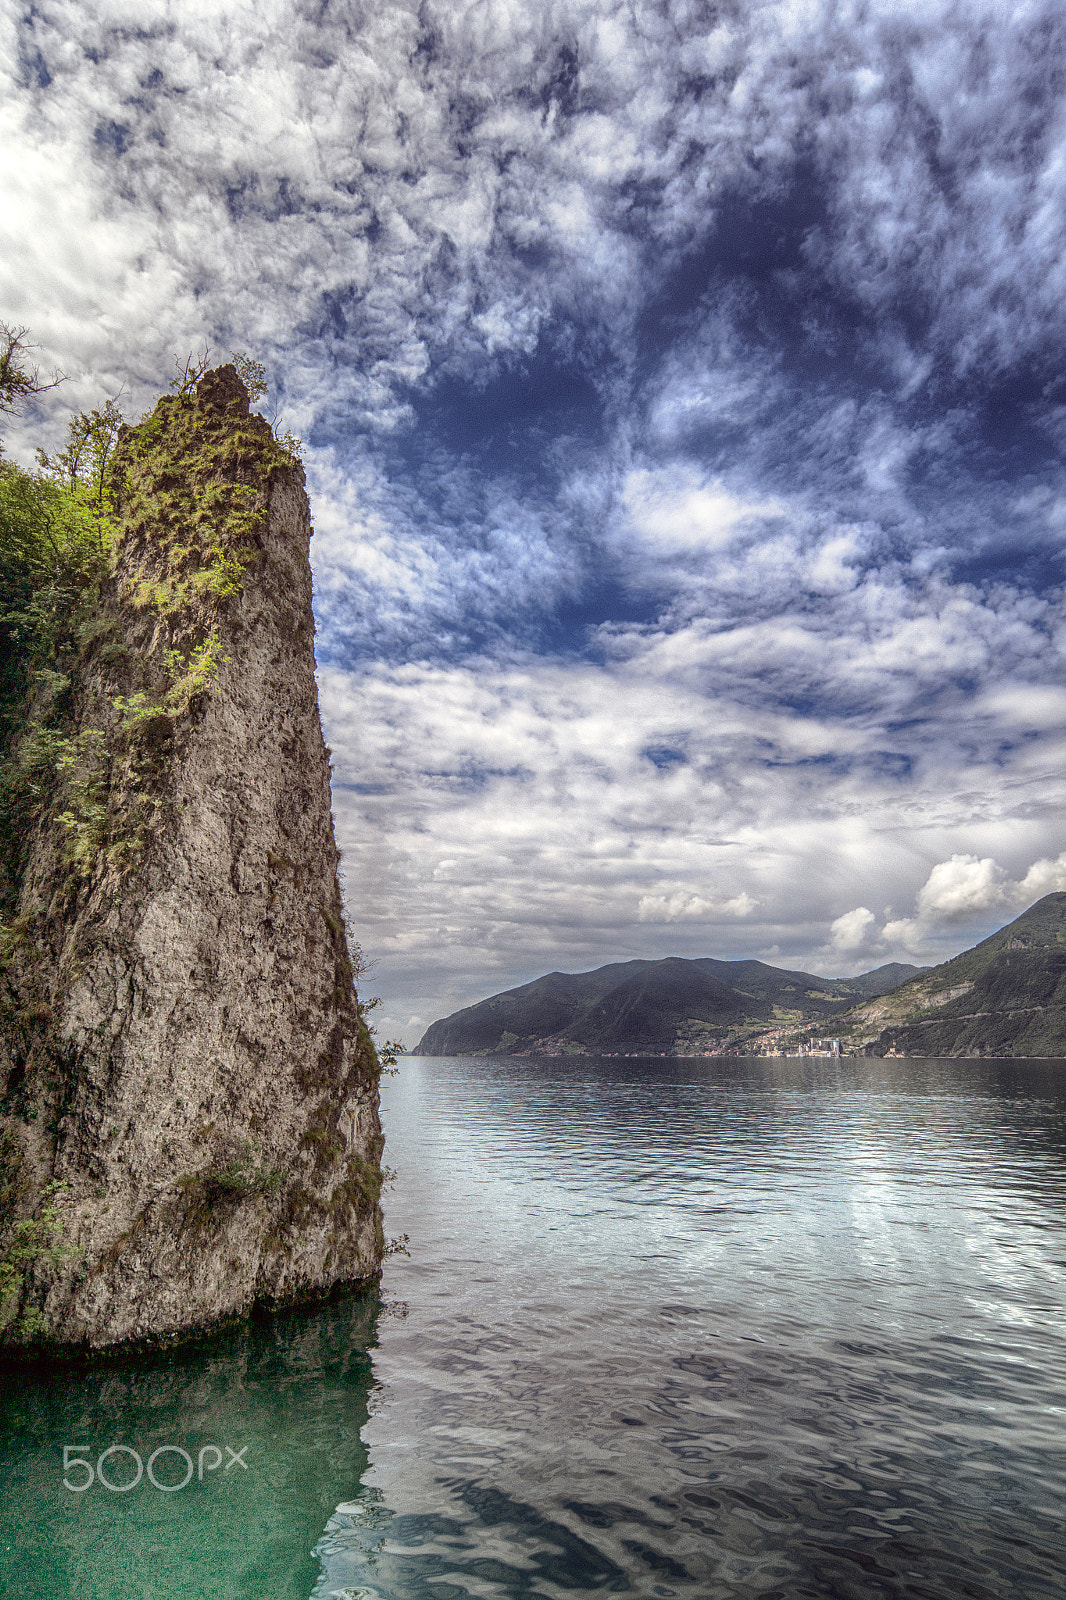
[{"x1": 0, "y1": 1291, "x2": 378, "y2": 1600}]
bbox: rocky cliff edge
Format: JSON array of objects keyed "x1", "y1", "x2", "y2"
[{"x1": 0, "y1": 365, "x2": 384, "y2": 1349}]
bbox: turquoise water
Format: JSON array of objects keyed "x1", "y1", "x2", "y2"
[
  {"x1": 0, "y1": 1295, "x2": 379, "y2": 1598},
  {"x1": 2, "y1": 1054, "x2": 1065, "y2": 1597}
]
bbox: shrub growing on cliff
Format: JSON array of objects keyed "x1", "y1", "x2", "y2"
[
  {"x1": 0, "y1": 470, "x2": 110, "y2": 739},
  {"x1": 0, "y1": 352, "x2": 303, "y2": 905},
  {"x1": 0, "y1": 456, "x2": 114, "y2": 904},
  {"x1": 0, "y1": 1179, "x2": 73, "y2": 1340},
  {"x1": 0, "y1": 333, "x2": 115, "y2": 820}
]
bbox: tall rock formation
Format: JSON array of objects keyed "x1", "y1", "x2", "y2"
[{"x1": 0, "y1": 366, "x2": 384, "y2": 1348}]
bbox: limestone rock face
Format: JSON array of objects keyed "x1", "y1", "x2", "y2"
[{"x1": 0, "y1": 368, "x2": 383, "y2": 1348}]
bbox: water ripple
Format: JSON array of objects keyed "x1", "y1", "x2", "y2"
[{"x1": 344, "y1": 1056, "x2": 1066, "y2": 1600}]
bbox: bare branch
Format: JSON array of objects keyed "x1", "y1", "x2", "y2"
[
  {"x1": 169, "y1": 345, "x2": 212, "y2": 394},
  {"x1": 0, "y1": 324, "x2": 64, "y2": 417}
]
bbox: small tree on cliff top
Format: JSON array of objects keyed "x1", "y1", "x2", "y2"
[{"x1": 0, "y1": 325, "x2": 62, "y2": 429}]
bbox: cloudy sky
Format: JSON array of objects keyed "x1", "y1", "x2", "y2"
[{"x1": 4, "y1": 0, "x2": 1066, "y2": 1041}]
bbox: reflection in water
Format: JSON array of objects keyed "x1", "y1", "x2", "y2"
[
  {"x1": 345, "y1": 1055, "x2": 1066, "y2": 1600},
  {"x1": 0, "y1": 1293, "x2": 379, "y2": 1600},
  {"x1": 2, "y1": 1055, "x2": 1066, "y2": 1598}
]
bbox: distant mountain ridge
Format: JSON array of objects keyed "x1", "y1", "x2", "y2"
[
  {"x1": 819, "y1": 892, "x2": 1066, "y2": 1058},
  {"x1": 417, "y1": 896, "x2": 1066, "y2": 1058},
  {"x1": 414, "y1": 956, "x2": 926, "y2": 1057}
]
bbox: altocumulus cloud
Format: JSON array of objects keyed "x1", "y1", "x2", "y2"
[{"x1": 3, "y1": 0, "x2": 1066, "y2": 1037}]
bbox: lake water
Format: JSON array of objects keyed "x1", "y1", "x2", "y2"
[{"x1": 1, "y1": 1054, "x2": 1065, "y2": 1598}]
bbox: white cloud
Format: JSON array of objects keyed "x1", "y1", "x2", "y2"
[
  {"x1": 880, "y1": 848, "x2": 1066, "y2": 957},
  {"x1": 321, "y1": 656, "x2": 1066, "y2": 1036},
  {"x1": 618, "y1": 465, "x2": 781, "y2": 562},
  {"x1": 915, "y1": 855, "x2": 1012, "y2": 922},
  {"x1": 1017, "y1": 851, "x2": 1066, "y2": 901},
  {"x1": 824, "y1": 906, "x2": 877, "y2": 957},
  {"x1": 637, "y1": 891, "x2": 757, "y2": 923}
]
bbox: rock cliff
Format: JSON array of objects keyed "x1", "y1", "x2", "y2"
[{"x1": 0, "y1": 366, "x2": 384, "y2": 1349}]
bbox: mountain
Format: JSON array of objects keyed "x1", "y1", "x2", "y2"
[
  {"x1": 829, "y1": 962, "x2": 928, "y2": 1000},
  {"x1": 417, "y1": 899, "x2": 1066, "y2": 1060},
  {"x1": 414, "y1": 956, "x2": 927, "y2": 1056},
  {"x1": 0, "y1": 366, "x2": 383, "y2": 1350},
  {"x1": 820, "y1": 893, "x2": 1066, "y2": 1057}
]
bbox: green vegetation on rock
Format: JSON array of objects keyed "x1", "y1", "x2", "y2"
[
  {"x1": 0, "y1": 1176, "x2": 74, "y2": 1341},
  {"x1": 818, "y1": 893, "x2": 1066, "y2": 1058},
  {"x1": 0, "y1": 353, "x2": 301, "y2": 917},
  {"x1": 0, "y1": 434, "x2": 114, "y2": 897}
]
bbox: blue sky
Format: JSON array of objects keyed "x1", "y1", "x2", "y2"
[{"x1": 4, "y1": 0, "x2": 1066, "y2": 1041}]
